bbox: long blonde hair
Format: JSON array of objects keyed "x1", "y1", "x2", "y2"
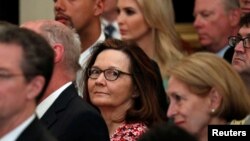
[{"x1": 137, "y1": 0, "x2": 184, "y2": 78}]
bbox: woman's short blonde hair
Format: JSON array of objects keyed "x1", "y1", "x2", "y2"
[{"x1": 168, "y1": 52, "x2": 250, "y2": 121}]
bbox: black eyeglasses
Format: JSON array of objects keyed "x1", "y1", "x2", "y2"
[
  {"x1": 228, "y1": 36, "x2": 250, "y2": 48},
  {"x1": 88, "y1": 67, "x2": 132, "y2": 81}
]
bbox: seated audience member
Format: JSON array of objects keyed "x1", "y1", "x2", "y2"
[
  {"x1": 138, "y1": 122, "x2": 197, "y2": 141},
  {"x1": 82, "y1": 39, "x2": 164, "y2": 141},
  {"x1": 53, "y1": 0, "x2": 105, "y2": 66},
  {"x1": 0, "y1": 22, "x2": 56, "y2": 140},
  {"x1": 21, "y1": 20, "x2": 110, "y2": 141},
  {"x1": 193, "y1": 0, "x2": 241, "y2": 63},
  {"x1": 230, "y1": 13, "x2": 250, "y2": 83},
  {"x1": 117, "y1": 0, "x2": 184, "y2": 114},
  {"x1": 117, "y1": 0, "x2": 185, "y2": 78},
  {"x1": 166, "y1": 52, "x2": 250, "y2": 141},
  {"x1": 229, "y1": 13, "x2": 250, "y2": 125},
  {"x1": 101, "y1": 0, "x2": 121, "y2": 39},
  {"x1": 231, "y1": 13, "x2": 250, "y2": 74},
  {"x1": 53, "y1": 0, "x2": 106, "y2": 97}
]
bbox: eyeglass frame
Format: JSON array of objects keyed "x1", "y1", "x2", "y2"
[
  {"x1": 87, "y1": 67, "x2": 132, "y2": 81},
  {"x1": 228, "y1": 36, "x2": 250, "y2": 48}
]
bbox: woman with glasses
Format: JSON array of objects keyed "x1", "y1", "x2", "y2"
[{"x1": 82, "y1": 39, "x2": 164, "y2": 141}]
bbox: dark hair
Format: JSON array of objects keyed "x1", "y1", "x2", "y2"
[
  {"x1": 0, "y1": 25, "x2": 54, "y2": 102},
  {"x1": 239, "y1": 13, "x2": 250, "y2": 27},
  {"x1": 0, "y1": 21, "x2": 17, "y2": 29},
  {"x1": 138, "y1": 122, "x2": 197, "y2": 141},
  {"x1": 83, "y1": 39, "x2": 164, "y2": 127}
]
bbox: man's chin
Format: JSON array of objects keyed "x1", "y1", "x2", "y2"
[
  {"x1": 199, "y1": 39, "x2": 211, "y2": 47},
  {"x1": 232, "y1": 64, "x2": 244, "y2": 73}
]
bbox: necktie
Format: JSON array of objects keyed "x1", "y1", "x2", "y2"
[{"x1": 105, "y1": 24, "x2": 115, "y2": 38}]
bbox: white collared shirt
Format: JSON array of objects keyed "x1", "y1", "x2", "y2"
[
  {"x1": 0, "y1": 114, "x2": 35, "y2": 141},
  {"x1": 36, "y1": 82, "x2": 72, "y2": 119},
  {"x1": 77, "y1": 30, "x2": 106, "y2": 97},
  {"x1": 78, "y1": 31, "x2": 106, "y2": 69},
  {"x1": 216, "y1": 45, "x2": 230, "y2": 57}
]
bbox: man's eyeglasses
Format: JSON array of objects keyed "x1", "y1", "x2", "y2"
[
  {"x1": 228, "y1": 36, "x2": 250, "y2": 48},
  {"x1": 88, "y1": 67, "x2": 132, "y2": 81}
]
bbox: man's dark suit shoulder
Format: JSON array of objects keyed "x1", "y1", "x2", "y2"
[
  {"x1": 223, "y1": 46, "x2": 234, "y2": 64},
  {"x1": 40, "y1": 84, "x2": 109, "y2": 141},
  {"x1": 192, "y1": 45, "x2": 234, "y2": 64},
  {"x1": 17, "y1": 118, "x2": 57, "y2": 141}
]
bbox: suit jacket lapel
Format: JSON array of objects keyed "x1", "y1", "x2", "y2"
[{"x1": 40, "y1": 84, "x2": 77, "y2": 128}]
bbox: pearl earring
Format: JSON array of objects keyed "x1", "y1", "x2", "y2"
[{"x1": 211, "y1": 109, "x2": 215, "y2": 113}]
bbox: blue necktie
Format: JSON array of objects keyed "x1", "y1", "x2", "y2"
[{"x1": 105, "y1": 24, "x2": 115, "y2": 38}]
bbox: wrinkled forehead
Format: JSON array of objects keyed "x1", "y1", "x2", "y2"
[
  {"x1": 194, "y1": 0, "x2": 225, "y2": 16},
  {"x1": 95, "y1": 49, "x2": 131, "y2": 70}
]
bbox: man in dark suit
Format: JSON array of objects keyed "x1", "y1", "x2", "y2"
[
  {"x1": 17, "y1": 118, "x2": 57, "y2": 141},
  {"x1": 231, "y1": 13, "x2": 250, "y2": 91},
  {"x1": 193, "y1": 0, "x2": 241, "y2": 63},
  {"x1": 21, "y1": 20, "x2": 110, "y2": 141},
  {"x1": 0, "y1": 22, "x2": 56, "y2": 141}
]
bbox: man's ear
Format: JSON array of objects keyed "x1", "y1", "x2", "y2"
[
  {"x1": 26, "y1": 76, "x2": 45, "y2": 100},
  {"x1": 52, "y1": 44, "x2": 64, "y2": 63},
  {"x1": 94, "y1": 0, "x2": 104, "y2": 16},
  {"x1": 208, "y1": 88, "x2": 222, "y2": 113}
]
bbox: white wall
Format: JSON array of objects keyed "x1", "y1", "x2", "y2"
[{"x1": 19, "y1": 0, "x2": 54, "y2": 24}]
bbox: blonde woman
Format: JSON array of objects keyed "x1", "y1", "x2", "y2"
[
  {"x1": 167, "y1": 52, "x2": 250, "y2": 141},
  {"x1": 117, "y1": 0, "x2": 185, "y2": 88}
]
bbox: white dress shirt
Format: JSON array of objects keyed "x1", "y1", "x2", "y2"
[
  {"x1": 77, "y1": 31, "x2": 106, "y2": 97},
  {"x1": 36, "y1": 82, "x2": 72, "y2": 119},
  {"x1": 216, "y1": 45, "x2": 230, "y2": 57},
  {"x1": 0, "y1": 114, "x2": 35, "y2": 141},
  {"x1": 78, "y1": 31, "x2": 106, "y2": 69}
]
